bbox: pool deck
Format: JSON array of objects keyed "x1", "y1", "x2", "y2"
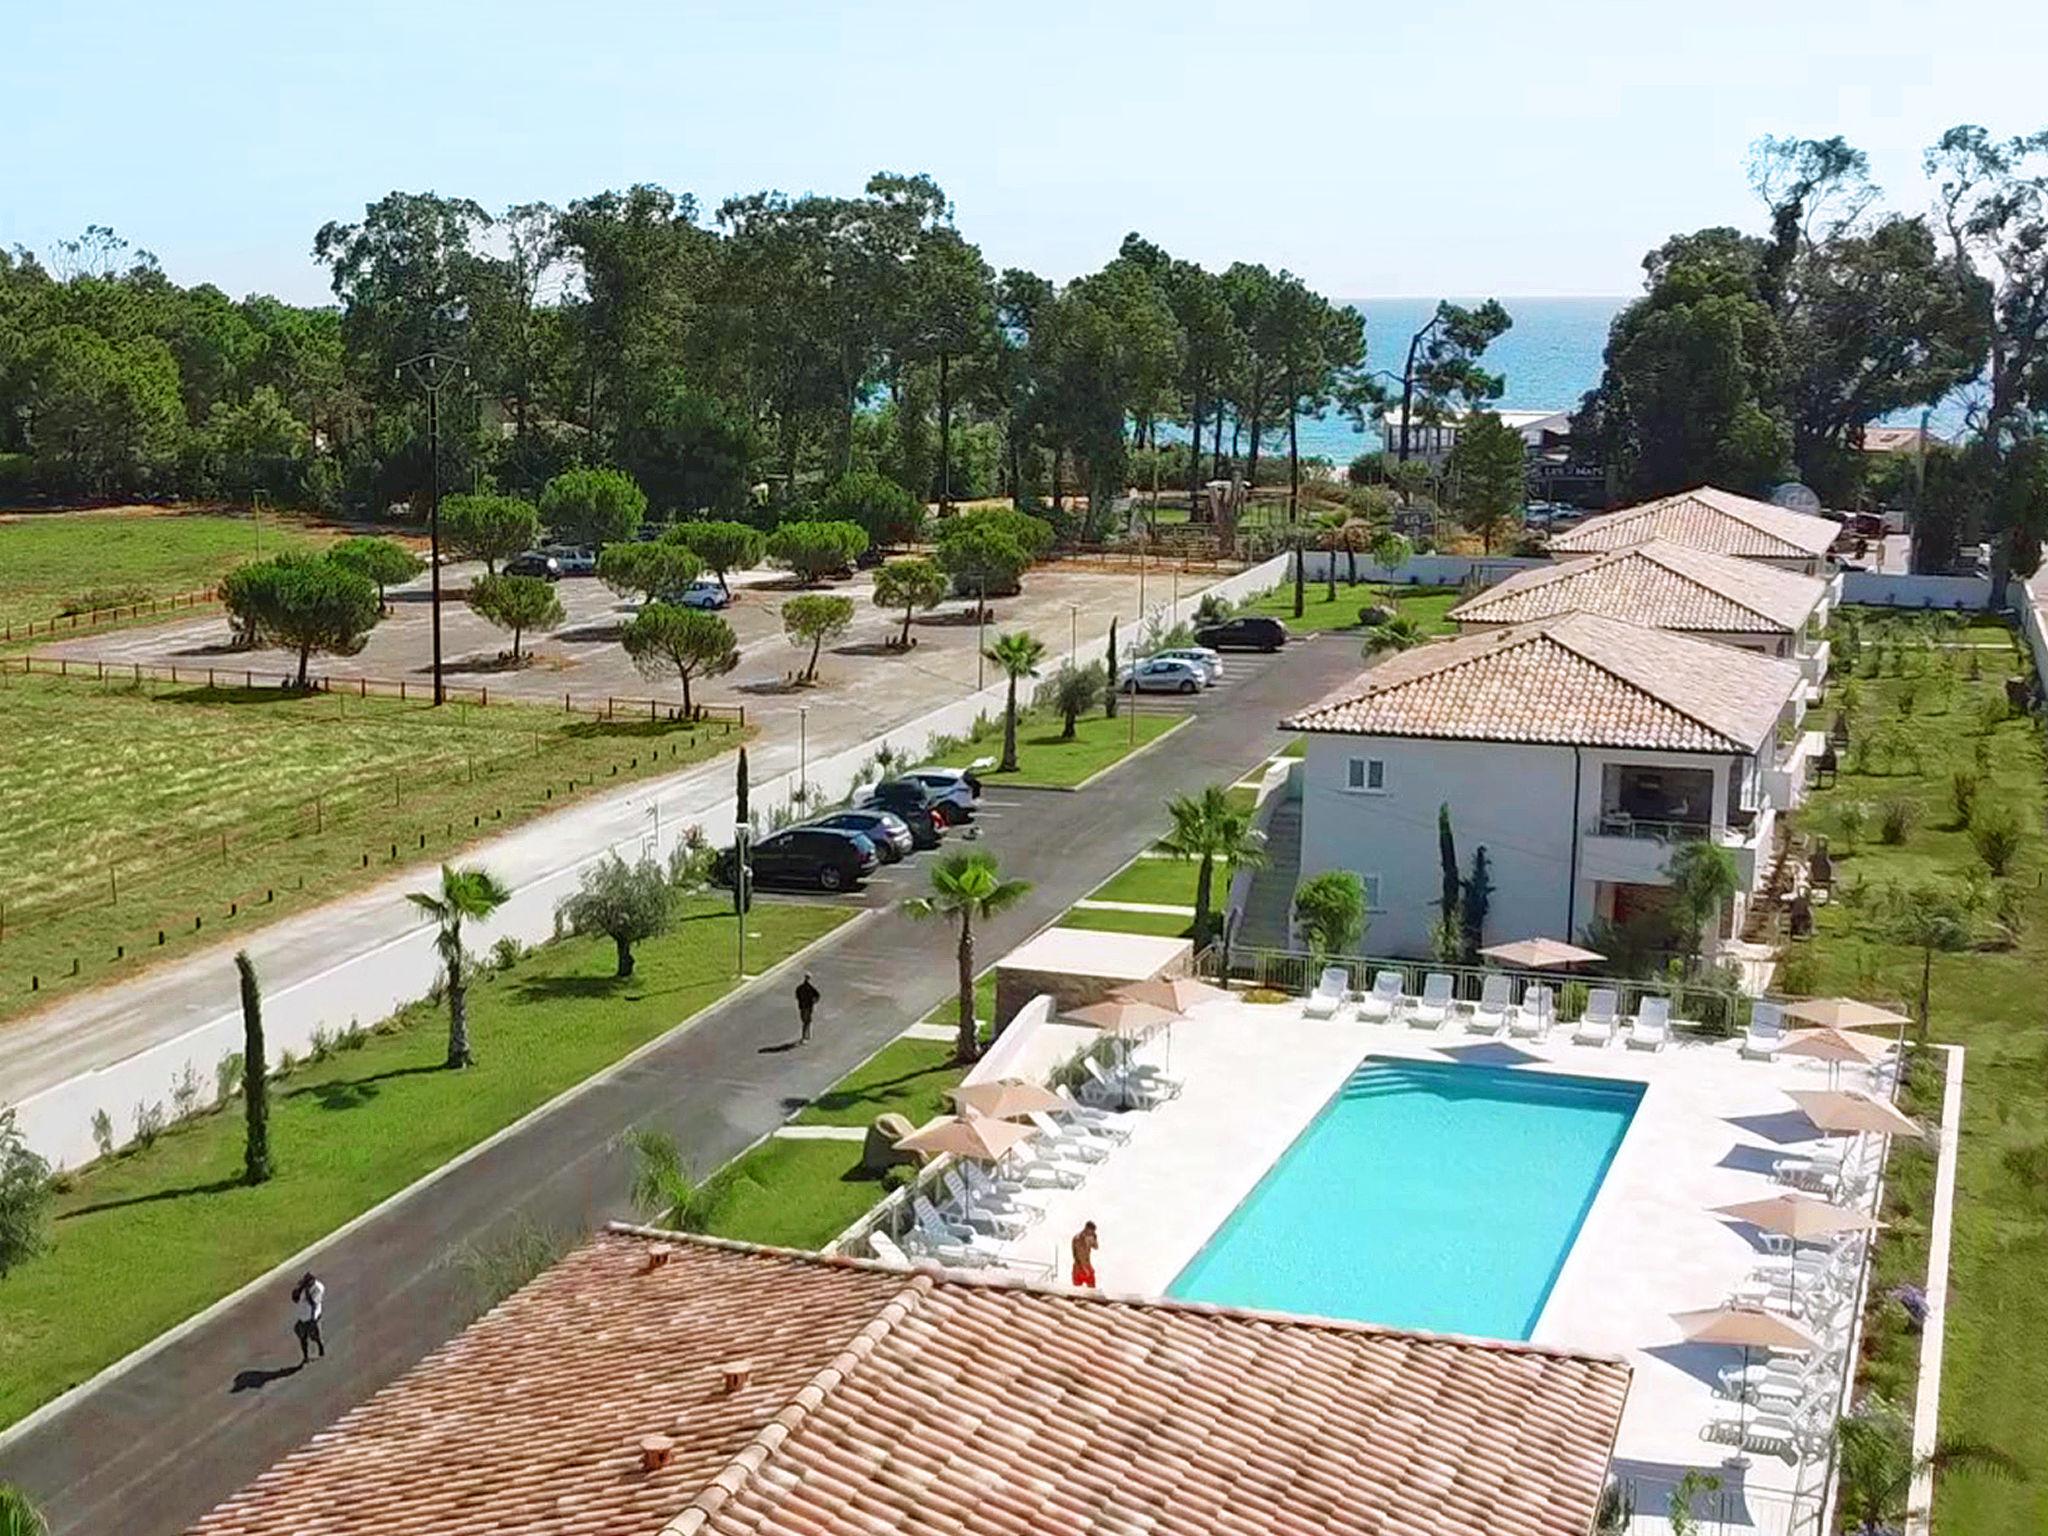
[{"x1": 961, "y1": 999, "x2": 1876, "y2": 1527}]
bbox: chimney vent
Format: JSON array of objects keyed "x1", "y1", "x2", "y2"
[
  {"x1": 639, "y1": 1434, "x2": 675, "y2": 1473},
  {"x1": 718, "y1": 1359, "x2": 755, "y2": 1394},
  {"x1": 644, "y1": 1244, "x2": 674, "y2": 1272}
]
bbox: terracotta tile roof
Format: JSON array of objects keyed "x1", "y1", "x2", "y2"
[
  {"x1": 1547, "y1": 486, "x2": 1839, "y2": 560},
  {"x1": 1448, "y1": 540, "x2": 1827, "y2": 635},
  {"x1": 189, "y1": 1229, "x2": 1632, "y2": 1536},
  {"x1": 1284, "y1": 611, "x2": 1802, "y2": 752}
]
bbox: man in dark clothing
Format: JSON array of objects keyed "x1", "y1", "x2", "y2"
[{"x1": 794, "y1": 972, "x2": 821, "y2": 1044}]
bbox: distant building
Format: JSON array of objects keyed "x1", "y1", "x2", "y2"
[
  {"x1": 1859, "y1": 425, "x2": 1946, "y2": 455},
  {"x1": 1377, "y1": 407, "x2": 1572, "y2": 465},
  {"x1": 1546, "y1": 486, "x2": 1839, "y2": 577},
  {"x1": 1284, "y1": 612, "x2": 1811, "y2": 957}
]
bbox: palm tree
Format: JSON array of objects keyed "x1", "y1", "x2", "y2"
[
  {"x1": 408, "y1": 863, "x2": 512, "y2": 1068},
  {"x1": 623, "y1": 1126, "x2": 733, "y2": 1232},
  {"x1": 1361, "y1": 613, "x2": 1425, "y2": 659},
  {"x1": 903, "y1": 849, "x2": 1032, "y2": 1063},
  {"x1": 0, "y1": 1484, "x2": 48, "y2": 1536},
  {"x1": 1834, "y1": 1398, "x2": 2019, "y2": 1535},
  {"x1": 983, "y1": 630, "x2": 1047, "y2": 773},
  {"x1": 1163, "y1": 785, "x2": 1267, "y2": 945}
]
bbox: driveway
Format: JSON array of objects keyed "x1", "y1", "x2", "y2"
[{"x1": 0, "y1": 636, "x2": 1357, "y2": 1536}]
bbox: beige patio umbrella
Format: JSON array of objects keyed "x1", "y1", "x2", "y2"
[
  {"x1": 1066, "y1": 997, "x2": 1178, "y2": 1037},
  {"x1": 1672, "y1": 1303, "x2": 1823, "y2": 1466},
  {"x1": 1716, "y1": 1192, "x2": 1884, "y2": 1243},
  {"x1": 1788, "y1": 1089, "x2": 1922, "y2": 1139},
  {"x1": 1478, "y1": 937, "x2": 1607, "y2": 970},
  {"x1": 950, "y1": 1079, "x2": 1071, "y2": 1122},
  {"x1": 1781, "y1": 1026, "x2": 1894, "y2": 1087},
  {"x1": 1113, "y1": 976, "x2": 1231, "y2": 1013},
  {"x1": 1783, "y1": 997, "x2": 1911, "y2": 1031},
  {"x1": 894, "y1": 1114, "x2": 1039, "y2": 1163}
]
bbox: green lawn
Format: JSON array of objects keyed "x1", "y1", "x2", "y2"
[
  {"x1": 1239, "y1": 581, "x2": 1462, "y2": 636},
  {"x1": 0, "y1": 672, "x2": 746, "y2": 1021},
  {"x1": 1790, "y1": 617, "x2": 2047, "y2": 1532},
  {"x1": 0, "y1": 897, "x2": 851, "y2": 1428},
  {"x1": 930, "y1": 709, "x2": 1185, "y2": 789},
  {"x1": 1058, "y1": 906, "x2": 1194, "y2": 939},
  {"x1": 701, "y1": 1138, "x2": 889, "y2": 1251},
  {"x1": 920, "y1": 971, "x2": 996, "y2": 1031},
  {"x1": 791, "y1": 1037, "x2": 965, "y2": 1126},
  {"x1": 1088, "y1": 858, "x2": 1201, "y2": 909},
  {"x1": 0, "y1": 509, "x2": 332, "y2": 632}
]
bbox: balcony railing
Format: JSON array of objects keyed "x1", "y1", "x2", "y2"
[{"x1": 1589, "y1": 812, "x2": 1713, "y2": 843}]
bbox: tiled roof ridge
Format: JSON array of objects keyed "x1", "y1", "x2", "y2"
[
  {"x1": 1625, "y1": 542, "x2": 1781, "y2": 625},
  {"x1": 602, "y1": 1222, "x2": 1629, "y2": 1370},
  {"x1": 1453, "y1": 543, "x2": 1780, "y2": 629},
  {"x1": 1541, "y1": 612, "x2": 1750, "y2": 750},
  {"x1": 658, "y1": 1270, "x2": 938, "y2": 1536}
]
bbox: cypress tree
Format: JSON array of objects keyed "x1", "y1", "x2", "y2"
[
  {"x1": 236, "y1": 951, "x2": 271, "y2": 1184},
  {"x1": 1104, "y1": 616, "x2": 1119, "y2": 718}
]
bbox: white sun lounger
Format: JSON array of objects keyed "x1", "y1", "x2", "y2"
[
  {"x1": 1355, "y1": 970, "x2": 1406, "y2": 1022},
  {"x1": 1025, "y1": 1110, "x2": 1111, "y2": 1162},
  {"x1": 940, "y1": 1169, "x2": 1032, "y2": 1237},
  {"x1": 1461, "y1": 974, "x2": 1512, "y2": 1035},
  {"x1": 1572, "y1": 989, "x2": 1619, "y2": 1047},
  {"x1": 1741, "y1": 1000, "x2": 1787, "y2": 1060},
  {"x1": 1507, "y1": 983, "x2": 1554, "y2": 1039},
  {"x1": 906, "y1": 1196, "x2": 1004, "y2": 1267},
  {"x1": 868, "y1": 1230, "x2": 914, "y2": 1267},
  {"x1": 1302, "y1": 966, "x2": 1350, "y2": 1020},
  {"x1": 1052, "y1": 1094, "x2": 1135, "y2": 1141},
  {"x1": 961, "y1": 1161, "x2": 1055, "y2": 1214},
  {"x1": 1626, "y1": 995, "x2": 1671, "y2": 1051},
  {"x1": 1406, "y1": 972, "x2": 1455, "y2": 1029},
  {"x1": 1079, "y1": 1057, "x2": 1167, "y2": 1112}
]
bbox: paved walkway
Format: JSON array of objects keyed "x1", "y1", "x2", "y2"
[{"x1": 0, "y1": 637, "x2": 1361, "y2": 1536}]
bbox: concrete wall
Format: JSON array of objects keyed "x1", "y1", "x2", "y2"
[
  {"x1": 16, "y1": 551, "x2": 1296, "y2": 1169},
  {"x1": 1840, "y1": 572, "x2": 1994, "y2": 610},
  {"x1": 2019, "y1": 577, "x2": 2048, "y2": 693}
]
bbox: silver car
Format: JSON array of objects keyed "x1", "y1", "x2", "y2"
[
  {"x1": 1118, "y1": 657, "x2": 1206, "y2": 694},
  {"x1": 1148, "y1": 646, "x2": 1223, "y2": 685}
]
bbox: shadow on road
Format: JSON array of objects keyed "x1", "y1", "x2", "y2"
[{"x1": 229, "y1": 1364, "x2": 304, "y2": 1394}]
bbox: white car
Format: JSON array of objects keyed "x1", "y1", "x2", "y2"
[
  {"x1": 1147, "y1": 646, "x2": 1223, "y2": 685},
  {"x1": 903, "y1": 766, "x2": 982, "y2": 815},
  {"x1": 1118, "y1": 657, "x2": 1206, "y2": 694},
  {"x1": 675, "y1": 578, "x2": 731, "y2": 610}
]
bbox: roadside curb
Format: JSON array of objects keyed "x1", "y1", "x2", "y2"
[
  {"x1": 1906, "y1": 1042, "x2": 1966, "y2": 1534},
  {"x1": 0, "y1": 905, "x2": 874, "y2": 1453}
]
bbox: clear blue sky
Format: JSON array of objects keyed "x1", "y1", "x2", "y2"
[{"x1": 7, "y1": 0, "x2": 2044, "y2": 306}]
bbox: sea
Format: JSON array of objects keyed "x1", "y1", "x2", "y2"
[{"x1": 1265, "y1": 295, "x2": 1964, "y2": 464}]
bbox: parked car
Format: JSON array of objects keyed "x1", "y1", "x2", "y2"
[
  {"x1": 504, "y1": 550, "x2": 562, "y2": 580},
  {"x1": 543, "y1": 545, "x2": 597, "y2": 577},
  {"x1": 860, "y1": 778, "x2": 947, "y2": 848},
  {"x1": 714, "y1": 826, "x2": 878, "y2": 893},
  {"x1": 807, "y1": 809, "x2": 913, "y2": 863},
  {"x1": 902, "y1": 765, "x2": 982, "y2": 815},
  {"x1": 1118, "y1": 657, "x2": 1206, "y2": 694},
  {"x1": 675, "y1": 578, "x2": 732, "y2": 610},
  {"x1": 1194, "y1": 614, "x2": 1287, "y2": 652},
  {"x1": 1147, "y1": 645, "x2": 1223, "y2": 685}
]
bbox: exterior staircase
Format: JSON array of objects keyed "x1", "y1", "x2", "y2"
[{"x1": 1234, "y1": 793, "x2": 1302, "y2": 949}]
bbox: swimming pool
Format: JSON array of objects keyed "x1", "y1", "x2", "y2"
[{"x1": 1168, "y1": 1058, "x2": 1641, "y2": 1339}]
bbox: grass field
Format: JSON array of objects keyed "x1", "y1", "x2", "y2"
[
  {"x1": 1788, "y1": 615, "x2": 2047, "y2": 1532},
  {"x1": 0, "y1": 509, "x2": 332, "y2": 631},
  {"x1": 0, "y1": 672, "x2": 747, "y2": 1022},
  {"x1": 1088, "y1": 858, "x2": 1201, "y2": 908},
  {"x1": 931, "y1": 708, "x2": 1185, "y2": 789},
  {"x1": 700, "y1": 1138, "x2": 891, "y2": 1251},
  {"x1": 0, "y1": 896, "x2": 850, "y2": 1428},
  {"x1": 790, "y1": 1036, "x2": 965, "y2": 1126},
  {"x1": 1240, "y1": 581, "x2": 1462, "y2": 636}
]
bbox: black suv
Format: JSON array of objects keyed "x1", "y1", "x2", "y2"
[
  {"x1": 860, "y1": 778, "x2": 946, "y2": 848},
  {"x1": 714, "y1": 826, "x2": 878, "y2": 893},
  {"x1": 1194, "y1": 614, "x2": 1287, "y2": 652},
  {"x1": 504, "y1": 550, "x2": 562, "y2": 581}
]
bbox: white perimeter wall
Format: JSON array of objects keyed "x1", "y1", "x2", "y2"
[{"x1": 15, "y1": 553, "x2": 1294, "y2": 1168}]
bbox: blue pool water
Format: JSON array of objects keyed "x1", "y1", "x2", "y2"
[{"x1": 1168, "y1": 1059, "x2": 1641, "y2": 1340}]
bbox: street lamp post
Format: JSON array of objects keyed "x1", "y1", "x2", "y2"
[
  {"x1": 394, "y1": 350, "x2": 469, "y2": 707},
  {"x1": 797, "y1": 705, "x2": 809, "y2": 803},
  {"x1": 975, "y1": 575, "x2": 987, "y2": 690},
  {"x1": 1066, "y1": 603, "x2": 1079, "y2": 668}
]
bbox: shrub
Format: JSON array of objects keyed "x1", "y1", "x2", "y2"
[
  {"x1": 1950, "y1": 769, "x2": 1981, "y2": 827},
  {"x1": 90, "y1": 1108, "x2": 115, "y2": 1159},
  {"x1": 1971, "y1": 805, "x2": 2026, "y2": 876},
  {"x1": 0, "y1": 1109, "x2": 54, "y2": 1277},
  {"x1": 132, "y1": 1100, "x2": 166, "y2": 1149},
  {"x1": 215, "y1": 1051, "x2": 245, "y2": 1106},
  {"x1": 1877, "y1": 798, "x2": 1918, "y2": 845},
  {"x1": 1979, "y1": 692, "x2": 2009, "y2": 734},
  {"x1": 491, "y1": 936, "x2": 526, "y2": 972},
  {"x1": 1835, "y1": 800, "x2": 1867, "y2": 851},
  {"x1": 170, "y1": 1062, "x2": 203, "y2": 1121}
]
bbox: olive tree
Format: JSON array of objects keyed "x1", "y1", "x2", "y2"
[{"x1": 555, "y1": 854, "x2": 676, "y2": 978}]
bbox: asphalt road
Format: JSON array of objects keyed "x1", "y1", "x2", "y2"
[{"x1": 0, "y1": 632, "x2": 1360, "y2": 1536}]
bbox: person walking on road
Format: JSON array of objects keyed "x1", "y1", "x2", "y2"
[
  {"x1": 292, "y1": 1272, "x2": 326, "y2": 1363},
  {"x1": 794, "y1": 972, "x2": 821, "y2": 1045}
]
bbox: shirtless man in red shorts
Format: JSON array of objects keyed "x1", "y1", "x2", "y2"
[{"x1": 1070, "y1": 1221, "x2": 1100, "y2": 1288}]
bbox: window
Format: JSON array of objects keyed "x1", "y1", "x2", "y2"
[
  {"x1": 1359, "y1": 874, "x2": 1384, "y2": 911},
  {"x1": 1345, "y1": 757, "x2": 1386, "y2": 793}
]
